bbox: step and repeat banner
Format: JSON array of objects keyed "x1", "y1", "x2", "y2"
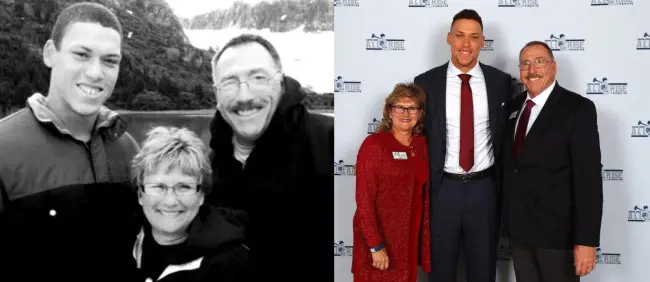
[{"x1": 334, "y1": 0, "x2": 649, "y2": 281}]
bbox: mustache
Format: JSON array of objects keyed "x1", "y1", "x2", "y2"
[
  {"x1": 232, "y1": 101, "x2": 264, "y2": 111},
  {"x1": 526, "y1": 74, "x2": 543, "y2": 80}
]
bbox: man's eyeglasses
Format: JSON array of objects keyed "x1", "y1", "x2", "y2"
[
  {"x1": 519, "y1": 58, "x2": 553, "y2": 69},
  {"x1": 142, "y1": 183, "x2": 200, "y2": 197},
  {"x1": 215, "y1": 71, "x2": 282, "y2": 95},
  {"x1": 392, "y1": 105, "x2": 421, "y2": 114}
]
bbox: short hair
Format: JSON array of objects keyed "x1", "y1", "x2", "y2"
[
  {"x1": 377, "y1": 83, "x2": 427, "y2": 135},
  {"x1": 211, "y1": 34, "x2": 282, "y2": 81},
  {"x1": 131, "y1": 126, "x2": 212, "y2": 195},
  {"x1": 51, "y1": 2, "x2": 123, "y2": 50},
  {"x1": 451, "y1": 9, "x2": 483, "y2": 31},
  {"x1": 519, "y1": 41, "x2": 555, "y2": 60}
]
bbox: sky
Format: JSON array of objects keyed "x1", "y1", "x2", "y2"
[{"x1": 164, "y1": 0, "x2": 272, "y2": 18}]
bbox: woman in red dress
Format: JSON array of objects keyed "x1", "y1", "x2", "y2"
[{"x1": 352, "y1": 83, "x2": 431, "y2": 282}]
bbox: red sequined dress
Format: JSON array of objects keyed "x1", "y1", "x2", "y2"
[{"x1": 351, "y1": 130, "x2": 431, "y2": 282}]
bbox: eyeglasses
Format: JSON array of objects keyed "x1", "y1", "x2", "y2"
[
  {"x1": 215, "y1": 71, "x2": 282, "y2": 95},
  {"x1": 392, "y1": 105, "x2": 421, "y2": 114},
  {"x1": 142, "y1": 183, "x2": 200, "y2": 197},
  {"x1": 519, "y1": 58, "x2": 553, "y2": 69}
]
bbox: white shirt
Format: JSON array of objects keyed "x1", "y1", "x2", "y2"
[
  {"x1": 444, "y1": 62, "x2": 492, "y2": 174},
  {"x1": 514, "y1": 80, "x2": 556, "y2": 137},
  {"x1": 232, "y1": 136, "x2": 255, "y2": 166}
]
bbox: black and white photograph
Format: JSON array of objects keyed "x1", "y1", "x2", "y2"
[{"x1": 0, "y1": 0, "x2": 333, "y2": 281}]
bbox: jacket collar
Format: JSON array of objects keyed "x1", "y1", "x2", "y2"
[{"x1": 27, "y1": 93, "x2": 127, "y2": 141}]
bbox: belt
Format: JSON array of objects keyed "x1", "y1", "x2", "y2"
[{"x1": 443, "y1": 166, "x2": 494, "y2": 183}]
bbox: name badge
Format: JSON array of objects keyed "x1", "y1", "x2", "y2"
[
  {"x1": 509, "y1": 111, "x2": 518, "y2": 120},
  {"x1": 392, "y1": 151, "x2": 408, "y2": 160}
]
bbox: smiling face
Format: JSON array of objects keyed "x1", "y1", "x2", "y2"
[
  {"x1": 213, "y1": 42, "x2": 283, "y2": 144},
  {"x1": 138, "y1": 167, "x2": 204, "y2": 243},
  {"x1": 447, "y1": 19, "x2": 484, "y2": 73},
  {"x1": 43, "y1": 22, "x2": 121, "y2": 117},
  {"x1": 519, "y1": 44, "x2": 556, "y2": 98},
  {"x1": 389, "y1": 97, "x2": 421, "y2": 133}
]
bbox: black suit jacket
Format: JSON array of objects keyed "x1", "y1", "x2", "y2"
[
  {"x1": 414, "y1": 62, "x2": 516, "y2": 202},
  {"x1": 502, "y1": 83, "x2": 603, "y2": 249}
]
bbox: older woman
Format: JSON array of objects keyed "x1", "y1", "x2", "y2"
[
  {"x1": 130, "y1": 126, "x2": 253, "y2": 282},
  {"x1": 351, "y1": 83, "x2": 431, "y2": 282}
]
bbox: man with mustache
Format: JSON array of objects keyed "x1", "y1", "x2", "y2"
[
  {"x1": 501, "y1": 41, "x2": 603, "y2": 282},
  {"x1": 0, "y1": 2, "x2": 140, "y2": 281},
  {"x1": 413, "y1": 9, "x2": 516, "y2": 282},
  {"x1": 207, "y1": 34, "x2": 333, "y2": 281}
]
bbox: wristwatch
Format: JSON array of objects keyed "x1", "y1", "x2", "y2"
[{"x1": 370, "y1": 243, "x2": 385, "y2": 253}]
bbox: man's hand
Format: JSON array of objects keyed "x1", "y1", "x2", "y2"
[
  {"x1": 371, "y1": 249, "x2": 389, "y2": 270},
  {"x1": 574, "y1": 245, "x2": 597, "y2": 276}
]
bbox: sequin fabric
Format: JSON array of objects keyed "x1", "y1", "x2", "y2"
[{"x1": 352, "y1": 130, "x2": 432, "y2": 282}]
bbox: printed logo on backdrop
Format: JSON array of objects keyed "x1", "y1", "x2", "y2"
[
  {"x1": 366, "y1": 33, "x2": 405, "y2": 51},
  {"x1": 334, "y1": 241, "x2": 353, "y2": 256},
  {"x1": 334, "y1": 160, "x2": 356, "y2": 175},
  {"x1": 333, "y1": 0, "x2": 360, "y2": 7},
  {"x1": 408, "y1": 0, "x2": 448, "y2": 8},
  {"x1": 596, "y1": 248, "x2": 621, "y2": 264},
  {"x1": 498, "y1": 0, "x2": 539, "y2": 7},
  {"x1": 368, "y1": 118, "x2": 380, "y2": 134},
  {"x1": 334, "y1": 76, "x2": 362, "y2": 93},
  {"x1": 602, "y1": 168, "x2": 623, "y2": 181},
  {"x1": 591, "y1": 0, "x2": 633, "y2": 6},
  {"x1": 586, "y1": 77, "x2": 627, "y2": 95},
  {"x1": 628, "y1": 205, "x2": 650, "y2": 222},
  {"x1": 637, "y1": 33, "x2": 650, "y2": 50},
  {"x1": 544, "y1": 34, "x2": 585, "y2": 51},
  {"x1": 631, "y1": 120, "x2": 650, "y2": 137},
  {"x1": 481, "y1": 39, "x2": 495, "y2": 51}
]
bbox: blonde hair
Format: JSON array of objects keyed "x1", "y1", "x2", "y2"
[
  {"x1": 131, "y1": 126, "x2": 212, "y2": 194},
  {"x1": 376, "y1": 82, "x2": 427, "y2": 134}
]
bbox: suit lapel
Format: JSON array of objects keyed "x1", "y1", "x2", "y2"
[
  {"x1": 431, "y1": 64, "x2": 447, "y2": 144},
  {"x1": 480, "y1": 63, "x2": 500, "y2": 141},
  {"x1": 516, "y1": 83, "x2": 563, "y2": 160},
  {"x1": 507, "y1": 95, "x2": 525, "y2": 163}
]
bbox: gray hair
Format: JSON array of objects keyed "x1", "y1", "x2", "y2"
[{"x1": 131, "y1": 126, "x2": 212, "y2": 194}]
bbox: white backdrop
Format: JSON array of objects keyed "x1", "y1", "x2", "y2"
[{"x1": 333, "y1": 0, "x2": 650, "y2": 281}]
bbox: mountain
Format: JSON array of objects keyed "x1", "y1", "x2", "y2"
[
  {"x1": 178, "y1": 0, "x2": 333, "y2": 32},
  {"x1": 0, "y1": 0, "x2": 332, "y2": 116},
  {"x1": 0, "y1": 0, "x2": 217, "y2": 114}
]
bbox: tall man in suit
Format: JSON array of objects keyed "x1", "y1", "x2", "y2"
[
  {"x1": 501, "y1": 41, "x2": 603, "y2": 282},
  {"x1": 414, "y1": 9, "x2": 515, "y2": 282}
]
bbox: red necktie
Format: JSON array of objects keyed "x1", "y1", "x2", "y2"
[
  {"x1": 513, "y1": 100, "x2": 536, "y2": 158},
  {"x1": 458, "y1": 74, "x2": 473, "y2": 172}
]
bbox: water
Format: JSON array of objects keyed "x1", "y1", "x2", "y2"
[{"x1": 120, "y1": 109, "x2": 333, "y2": 146}]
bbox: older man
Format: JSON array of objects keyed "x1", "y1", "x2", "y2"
[
  {"x1": 501, "y1": 41, "x2": 603, "y2": 282},
  {"x1": 207, "y1": 34, "x2": 333, "y2": 281}
]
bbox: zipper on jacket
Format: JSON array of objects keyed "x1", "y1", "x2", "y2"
[{"x1": 84, "y1": 141, "x2": 98, "y2": 183}]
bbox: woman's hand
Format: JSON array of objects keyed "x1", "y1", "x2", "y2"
[{"x1": 371, "y1": 249, "x2": 389, "y2": 270}]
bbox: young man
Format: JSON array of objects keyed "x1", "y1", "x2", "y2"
[
  {"x1": 501, "y1": 41, "x2": 603, "y2": 282},
  {"x1": 414, "y1": 9, "x2": 516, "y2": 282},
  {"x1": 208, "y1": 34, "x2": 334, "y2": 281},
  {"x1": 0, "y1": 2, "x2": 140, "y2": 281}
]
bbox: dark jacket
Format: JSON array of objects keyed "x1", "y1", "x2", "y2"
[
  {"x1": 414, "y1": 62, "x2": 516, "y2": 201},
  {"x1": 0, "y1": 93, "x2": 141, "y2": 282},
  {"x1": 133, "y1": 205, "x2": 253, "y2": 282},
  {"x1": 502, "y1": 83, "x2": 603, "y2": 249},
  {"x1": 207, "y1": 76, "x2": 333, "y2": 281}
]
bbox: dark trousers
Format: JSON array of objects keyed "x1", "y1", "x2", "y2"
[
  {"x1": 428, "y1": 175, "x2": 499, "y2": 282},
  {"x1": 510, "y1": 238, "x2": 580, "y2": 282}
]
